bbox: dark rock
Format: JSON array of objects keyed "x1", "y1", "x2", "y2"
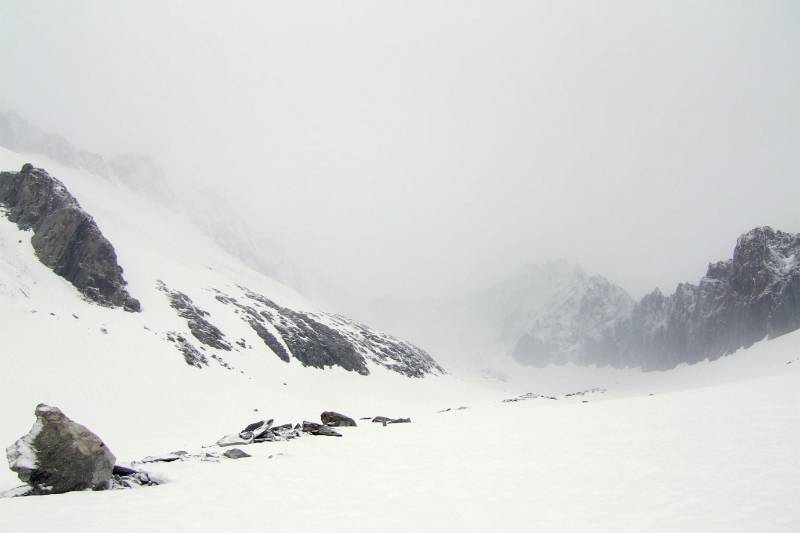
[
  {"x1": 0, "y1": 166, "x2": 140, "y2": 311},
  {"x1": 210, "y1": 288, "x2": 445, "y2": 377},
  {"x1": 513, "y1": 227, "x2": 800, "y2": 370},
  {"x1": 112, "y1": 464, "x2": 139, "y2": 476},
  {"x1": 223, "y1": 448, "x2": 251, "y2": 459},
  {"x1": 371, "y1": 416, "x2": 391, "y2": 424},
  {"x1": 388, "y1": 418, "x2": 411, "y2": 424},
  {"x1": 253, "y1": 429, "x2": 276, "y2": 443},
  {"x1": 301, "y1": 421, "x2": 342, "y2": 437},
  {"x1": 166, "y1": 332, "x2": 209, "y2": 368},
  {"x1": 321, "y1": 411, "x2": 357, "y2": 427},
  {"x1": 158, "y1": 281, "x2": 231, "y2": 351},
  {"x1": 6, "y1": 404, "x2": 116, "y2": 494},
  {"x1": 271, "y1": 423, "x2": 293, "y2": 432},
  {"x1": 112, "y1": 470, "x2": 158, "y2": 489},
  {"x1": 242, "y1": 419, "x2": 273, "y2": 435}
]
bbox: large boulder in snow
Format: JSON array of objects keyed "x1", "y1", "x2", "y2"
[
  {"x1": 321, "y1": 411, "x2": 357, "y2": 427},
  {"x1": 6, "y1": 404, "x2": 116, "y2": 495}
]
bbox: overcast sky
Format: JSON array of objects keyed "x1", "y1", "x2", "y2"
[{"x1": 2, "y1": 1, "x2": 798, "y2": 308}]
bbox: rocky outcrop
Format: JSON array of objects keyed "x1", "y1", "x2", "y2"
[
  {"x1": 0, "y1": 164, "x2": 140, "y2": 311},
  {"x1": 624, "y1": 226, "x2": 800, "y2": 369},
  {"x1": 211, "y1": 287, "x2": 444, "y2": 377},
  {"x1": 158, "y1": 281, "x2": 231, "y2": 351},
  {"x1": 321, "y1": 411, "x2": 357, "y2": 427},
  {"x1": 513, "y1": 227, "x2": 800, "y2": 370},
  {"x1": 6, "y1": 404, "x2": 116, "y2": 495}
]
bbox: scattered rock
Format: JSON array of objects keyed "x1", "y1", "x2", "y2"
[
  {"x1": 242, "y1": 419, "x2": 273, "y2": 434},
  {"x1": 157, "y1": 281, "x2": 231, "y2": 351},
  {"x1": 321, "y1": 411, "x2": 357, "y2": 427},
  {"x1": 223, "y1": 448, "x2": 251, "y2": 459},
  {"x1": 301, "y1": 421, "x2": 342, "y2": 437},
  {"x1": 502, "y1": 393, "x2": 558, "y2": 403},
  {"x1": 6, "y1": 404, "x2": 116, "y2": 495}
]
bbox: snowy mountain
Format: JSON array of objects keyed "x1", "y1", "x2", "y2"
[
  {"x1": 1, "y1": 145, "x2": 799, "y2": 532},
  {"x1": 512, "y1": 227, "x2": 800, "y2": 369},
  {"x1": 0, "y1": 156, "x2": 442, "y2": 379},
  {"x1": 512, "y1": 274, "x2": 634, "y2": 367}
]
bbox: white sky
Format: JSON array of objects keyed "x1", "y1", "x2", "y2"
[{"x1": 2, "y1": 1, "x2": 798, "y2": 307}]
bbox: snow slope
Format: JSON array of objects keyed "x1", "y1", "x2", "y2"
[
  {"x1": 1, "y1": 330, "x2": 798, "y2": 532},
  {"x1": 1, "y1": 145, "x2": 799, "y2": 531}
]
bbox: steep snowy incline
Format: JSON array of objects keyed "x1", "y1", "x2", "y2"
[{"x1": 0, "y1": 146, "x2": 455, "y2": 488}]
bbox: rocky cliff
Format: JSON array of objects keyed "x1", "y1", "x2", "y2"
[
  {"x1": 513, "y1": 227, "x2": 800, "y2": 370},
  {"x1": 0, "y1": 164, "x2": 140, "y2": 311}
]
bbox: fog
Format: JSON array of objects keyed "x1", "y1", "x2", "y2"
[{"x1": 2, "y1": 1, "x2": 799, "y2": 346}]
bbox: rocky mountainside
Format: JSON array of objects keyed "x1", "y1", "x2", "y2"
[
  {"x1": 513, "y1": 227, "x2": 800, "y2": 370},
  {"x1": 0, "y1": 156, "x2": 442, "y2": 378}
]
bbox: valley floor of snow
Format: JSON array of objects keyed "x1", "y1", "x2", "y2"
[{"x1": 2, "y1": 330, "x2": 799, "y2": 532}]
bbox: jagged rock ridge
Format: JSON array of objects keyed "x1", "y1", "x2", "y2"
[
  {"x1": 513, "y1": 227, "x2": 800, "y2": 370},
  {"x1": 211, "y1": 287, "x2": 444, "y2": 377},
  {"x1": 0, "y1": 164, "x2": 140, "y2": 311}
]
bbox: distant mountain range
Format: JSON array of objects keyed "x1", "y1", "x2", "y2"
[{"x1": 511, "y1": 227, "x2": 800, "y2": 369}]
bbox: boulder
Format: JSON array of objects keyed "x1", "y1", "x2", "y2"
[
  {"x1": 6, "y1": 404, "x2": 116, "y2": 494},
  {"x1": 242, "y1": 419, "x2": 273, "y2": 434},
  {"x1": 223, "y1": 448, "x2": 251, "y2": 459},
  {"x1": 321, "y1": 411, "x2": 357, "y2": 427},
  {"x1": 301, "y1": 421, "x2": 342, "y2": 437}
]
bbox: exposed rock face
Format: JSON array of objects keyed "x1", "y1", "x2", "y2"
[
  {"x1": 158, "y1": 281, "x2": 231, "y2": 351},
  {"x1": 625, "y1": 226, "x2": 800, "y2": 369},
  {"x1": 211, "y1": 287, "x2": 444, "y2": 377},
  {"x1": 321, "y1": 411, "x2": 357, "y2": 427},
  {"x1": 513, "y1": 227, "x2": 800, "y2": 370},
  {"x1": 0, "y1": 164, "x2": 140, "y2": 311},
  {"x1": 6, "y1": 404, "x2": 116, "y2": 495}
]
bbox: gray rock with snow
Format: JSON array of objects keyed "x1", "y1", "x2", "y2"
[
  {"x1": 0, "y1": 165, "x2": 140, "y2": 311},
  {"x1": 6, "y1": 404, "x2": 116, "y2": 495},
  {"x1": 321, "y1": 411, "x2": 357, "y2": 427},
  {"x1": 223, "y1": 448, "x2": 251, "y2": 459},
  {"x1": 301, "y1": 421, "x2": 342, "y2": 437}
]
